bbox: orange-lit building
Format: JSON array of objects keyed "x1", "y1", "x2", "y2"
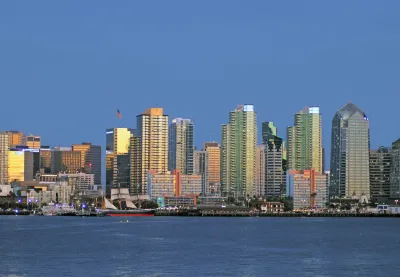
[
  {"x1": 287, "y1": 169, "x2": 327, "y2": 209},
  {"x1": 72, "y1": 142, "x2": 101, "y2": 184},
  {"x1": 204, "y1": 142, "x2": 220, "y2": 187},
  {"x1": 7, "y1": 131, "x2": 23, "y2": 148},
  {"x1": 8, "y1": 150, "x2": 33, "y2": 183},
  {"x1": 22, "y1": 135, "x2": 41, "y2": 149}
]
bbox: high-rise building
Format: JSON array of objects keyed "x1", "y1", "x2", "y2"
[
  {"x1": 40, "y1": 146, "x2": 52, "y2": 174},
  {"x1": 7, "y1": 131, "x2": 23, "y2": 148},
  {"x1": 390, "y1": 139, "x2": 400, "y2": 199},
  {"x1": 168, "y1": 118, "x2": 194, "y2": 175},
  {"x1": 287, "y1": 107, "x2": 322, "y2": 173},
  {"x1": 105, "y1": 128, "x2": 133, "y2": 196},
  {"x1": 204, "y1": 142, "x2": 221, "y2": 194},
  {"x1": 22, "y1": 135, "x2": 41, "y2": 149},
  {"x1": 8, "y1": 150, "x2": 33, "y2": 183},
  {"x1": 194, "y1": 150, "x2": 208, "y2": 195},
  {"x1": 0, "y1": 133, "x2": 9, "y2": 184},
  {"x1": 72, "y1": 142, "x2": 102, "y2": 184},
  {"x1": 287, "y1": 169, "x2": 327, "y2": 209},
  {"x1": 255, "y1": 145, "x2": 265, "y2": 197},
  {"x1": 265, "y1": 136, "x2": 284, "y2": 198},
  {"x1": 330, "y1": 103, "x2": 370, "y2": 200},
  {"x1": 221, "y1": 104, "x2": 257, "y2": 198},
  {"x1": 51, "y1": 147, "x2": 82, "y2": 174},
  {"x1": 134, "y1": 108, "x2": 168, "y2": 195},
  {"x1": 370, "y1": 147, "x2": 391, "y2": 202},
  {"x1": 262, "y1": 122, "x2": 277, "y2": 144}
]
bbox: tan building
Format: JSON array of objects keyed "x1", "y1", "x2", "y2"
[
  {"x1": 204, "y1": 142, "x2": 221, "y2": 185},
  {"x1": 134, "y1": 108, "x2": 168, "y2": 195},
  {"x1": 7, "y1": 131, "x2": 23, "y2": 148},
  {"x1": 72, "y1": 142, "x2": 101, "y2": 184},
  {"x1": 51, "y1": 147, "x2": 81, "y2": 174},
  {"x1": 22, "y1": 135, "x2": 41, "y2": 149},
  {"x1": 40, "y1": 147, "x2": 52, "y2": 174}
]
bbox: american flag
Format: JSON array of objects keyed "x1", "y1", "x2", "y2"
[{"x1": 117, "y1": 109, "x2": 122, "y2": 119}]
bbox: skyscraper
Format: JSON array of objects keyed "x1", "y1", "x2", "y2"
[
  {"x1": 72, "y1": 142, "x2": 102, "y2": 184},
  {"x1": 194, "y1": 150, "x2": 208, "y2": 195},
  {"x1": 7, "y1": 131, "x2": 22, "y2": 148},
  {"x1": 204, "y1": 142, "x2": 221, "y2": 194},
  {"x1": 51, "y1": 147, "x2": 82, "y2": 174},
  {"x1": 221, "y1": 104, "x2": 257, "y2": 198},
  {"x1": 262, "y1": 122, "x2": 277, "y2": 144},
  {"x1": 134, "y1": 108, "x2": 168, "y2": 195},
  {"x1": 265, "y1": 136, "x2": 284, "y2": 197},
  {"x1": 255, "y1": 145, "x2": 265, "y2": 196},
  {"x1": 287, "y1": 106, "x2": 322, "y2": 173},
  {"x1": 0, "y1": 133, "x2": 9, "y2": 184},
  {"x1": 370, "y1": 147, "x2": 391, "y2": 202},
  {"x1": 330, "y1": 103, "x2": 370, "y2": 200},
  {"x1": 8, "y1": 150, "x2": 33, "y2": 183},
  {"x1": 168, "y1": 118, "x2": 194, "y2": 175},
  {"x1": 105, "y1": 128, "x2": 133, "y2": 196}
]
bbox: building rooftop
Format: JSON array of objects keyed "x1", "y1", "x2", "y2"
[{"x1": 337, "y1": 102, "x2": 366, "y2": 120}]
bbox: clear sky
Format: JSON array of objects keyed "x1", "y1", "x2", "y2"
[{"x1": 1, "y1": 1, "x2": 400, "y2": 166}]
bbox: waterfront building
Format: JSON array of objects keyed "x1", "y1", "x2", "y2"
[
  {"x1": 8, "y1": 149, "x2": 33, "y2": 183},
  {"x1": 287, "y1": 106, "x2": 322, "y2": 173},
  {"x1": 255, "y1": 145, "x2": 265, "y2": 196},
  {"x1": 105, "y1": 128, "x2": 133, "y2": 196},
  {"x1": 168, "y1": 118, "x2": 194, "y2": 175},
  {"x1": 221, "y1": 104, "x2": 257, "y2": 198},
  {"x1": 330, "y1": 103, "x2": 370, "y2": 200},
  {"x1": 0, "y1": 133, "x2": 9, "y2": 184},
  {"x1": 287, "y1": 169, "x2": 327, "y2": 209},
  {"x1": 147, "y1": 170, "x2": 202, "y2": 199},
  {"x1": 58, "y1": 172, "x2": 95, "y2": 191},
  {"x1": 6, "y1": 131, "x2": 23, "y2": 148},
  {"x1": 370, "y1": 147, "x2": 391, "y2": 202},
  {"x1": 22, "y1": 135, "x2": 41, "y2": 149},
  {"x1": 204, "y1": 142, "x2": 221, "y2": 194},
  {"x1": 390, "y1": 139, "x2": 400, "y2": 199},
  {"x1": 72, "y1": 142, "x2": 101, "y2": 184},
  {"x1": 134, "y1": 108, "x2": 168, "y2": 195},
  {"x1": 265, "y1": 136, "x2": 284, "y2": 197},
  {"x1": 194, "y1": 150, "x2": 208, "y2": 195}
]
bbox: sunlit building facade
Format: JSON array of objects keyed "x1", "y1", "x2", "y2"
[
  {"x1": 40, "y1": 147, "x2": 52, "y2": 174},
  {"x1": 221, "y1": 104, "x2": 257, "y2": 198},
  {"x1": 105, "y1": 128, "x2": 133, "y2": 196},
  {"x1": 287, "y1": 107, "x2": 322, "y2": 173},
  {"x1": 204, "y1": 142, "x2": 221, "y2": 194},
  {"x1": 8, "y1": 150, "x2": 33, "y2": 183},
  {"x1": 255, "y1": 145, "x2": 265, "y2": 197},
  {"x1": 22, "y1": 135, "x2": 41, "y2": 149},
  {"x1": 72, "y1": 142, "x2": 101, "y2": 184},
  {"x1": 168, "y1": 118, "x2": 194, "y2": 175},
  {"x1": 330, "y1": 103, "x2": 370, "y2": 200},
  {"x1": 7, "y1": 131, "x2": 23, "y2": 148},
  {"x1": 51, "y1": 147, "x2": 82, "y2": 174}
]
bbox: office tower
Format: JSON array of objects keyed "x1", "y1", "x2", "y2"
[
  {"x1": 390, "y1": 139, "x2": 400, "y2": 199},
  {"x1": 287, "y1": 169, "x2": 327, "y2": 209},
  {"x1": 7, "y1": 131, "x2": 22, "y2": 148},
  {"x1": 370, "y1": 147, "x2": 391, "y2": 202},
  {"x1": 194, "y1": 150, "x2": 208, "y2": 195},
  {"x1": 287, "y1": 107, "x2": 322, "y2": 173},
  {"x1": 135, "y1": 108, "x2": 168, "y2": 195},
  {"x1": 40, "y1": 146, "x2": 52, "y2": 174},
  {"x1": 51, "y1": 147, "x2": 82, "y2": 174},
  {"x1": 72, "y1": 142, "x2": 102, "y2": 184},
  {"x1": 168, "y1": 118, "x2": 194, "y2": 174},
  {"x1": 105, "y1": 128, "x2": 133, "y2": 196},
  {"x1": 330, "y1": 103, "x2": 370, "y2": 200},
  {"x1": 262, "y1": 122, "x2": 277, "y2": 143},
  {"x1": 22, "y1": 135, "x2": 41, "y2": 149},
  {"x1": 204, "y1": 142, "x2": 221, "y2": 194},
  {"x1": 8, "y1": 150, "x2": 33, "y2": 183},
  {"x1": 59, "y1": 173, "x2": 95, "y2": 191},
  {"x1": 265, "y1": 136, "x2": 284, "y2": 197},
  {"x1": 14, "y1": 147, "x2": 40, "y2": 179},
  {"x1": 255, "y1": 145, "x2": 265, "y2": 196},
  {"x1": 221, "y1": 104, "x2": 257, "y2": 198},
  {"x1": 0, "y1": 133, "x2": 9, "y2": 184}
]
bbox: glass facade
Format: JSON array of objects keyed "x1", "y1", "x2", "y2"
[
  {"x1": 168, "y1": 118, "x2": 194, "y2": 175},
  {"x1": 370, "y1": 147, "x2": 391, "y2": 202},
  {"x1": 390, "y1": 139, "x2": 400, "y2": 199},
  {"x1": 8, "y1": 150, "x2": 25, "y2": 182},
  {"x1": 330, "y1": 103, "x2": 370, "y2": 199}
]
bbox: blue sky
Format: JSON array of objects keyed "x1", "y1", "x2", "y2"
[{"x1": 1, "y1": 1, "x2": 400, "y2": 165}]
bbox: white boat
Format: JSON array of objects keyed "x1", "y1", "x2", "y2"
[{"x1": 41, "y1": 203, "x2": 76, "y2": 216}]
